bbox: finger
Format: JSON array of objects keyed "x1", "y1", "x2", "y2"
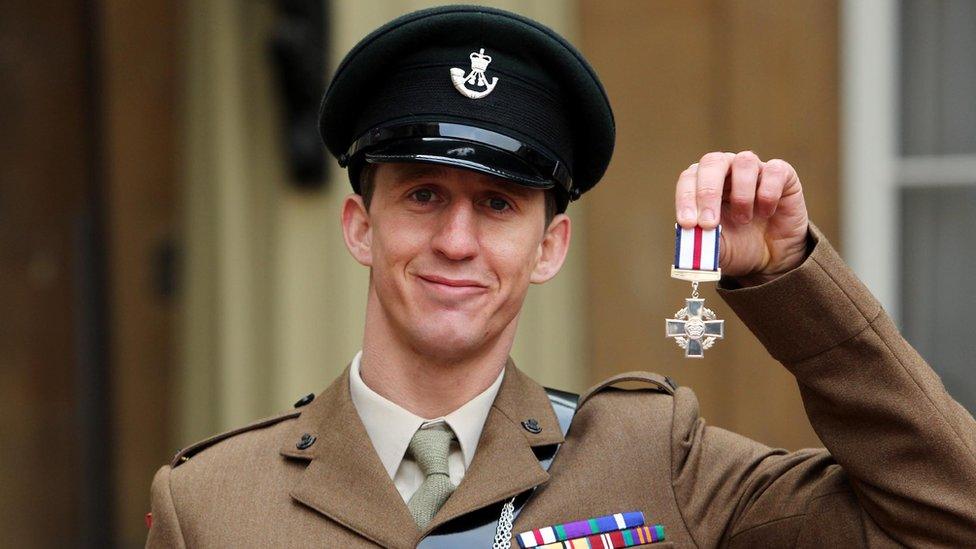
[
  {"x1": 675, "y1": 163, "x2": 699, "y2": 228},
  {"x1": 755, "y1": 158, "x2": 793, "y2": 218},
  {"x1": 729, "y1": 151, "x2": 760, "y2": 224},
  {"x1": 695, "y1": 151, "x2": 732, "y2": 229}
]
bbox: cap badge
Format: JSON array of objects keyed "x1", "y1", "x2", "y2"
[{"x1": 450, "y1": 48, "x2": 499, "y2": 99}]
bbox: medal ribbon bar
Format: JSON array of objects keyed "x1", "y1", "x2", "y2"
[
  {"x1": 517, "y1": 511, "x2": 644, "y2": 548},
  {"x1": 536, "y1": 524, "x2": 666, "y2": 548}
]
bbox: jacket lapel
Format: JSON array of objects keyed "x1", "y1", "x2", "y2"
[
  {"x1": 280, "y1": 367, "x2": 420, "y2": 549},
  {"x1": 279, "y1": 360, "x2": 564, "y2": 544},
  {"x1": 424, "y1": 360, "x2": 564, "y2": 534}
]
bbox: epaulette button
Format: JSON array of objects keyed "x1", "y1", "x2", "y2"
[
  {"x1": 294, "y1": 393, "x2": 315, "y2": 408},
  {"x1": 521, "y1": 418, "x2": 542, "y2": 434},
  {"x1": 297, "y1": 433, "x2": 317, "y2": 450}
]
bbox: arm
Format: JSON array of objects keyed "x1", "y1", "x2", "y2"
[
  {"x1": 671, "y1": 152, "x2": 976, "y2": 546},
  {"x1": 672, "y1": 226, "x2": 976, "y2": 547},
  {"x1": 145, "y1": 465, "x2": 187, "y2": 549}
]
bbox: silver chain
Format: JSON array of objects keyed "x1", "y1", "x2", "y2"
[
  {"x1": 491, "y1": 496, "x2": 516, "y2": 549},
  {"x1": 691, "y1": 280, "x2": 700, "y2": 298}
]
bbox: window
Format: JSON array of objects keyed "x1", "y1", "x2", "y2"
[{"x1": 898, "y1": 0, "x2": 976, "y2": 412}]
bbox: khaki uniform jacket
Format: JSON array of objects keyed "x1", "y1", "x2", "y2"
[{"x1": 146, "y1": 228, "x2": 976, "y2": 548}]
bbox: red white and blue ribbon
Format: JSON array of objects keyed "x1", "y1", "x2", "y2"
[{"x1": 673, "y1": 224, "x2": 720, "y2": 272}]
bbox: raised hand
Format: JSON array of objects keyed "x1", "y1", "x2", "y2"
[{"x1": 675, "y1": 151, "x2": 810, "y2": 285}]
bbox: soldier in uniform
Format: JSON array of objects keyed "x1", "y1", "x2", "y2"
[{"x1": 146, "y1": 6, "x2": 976, "y2": 548}]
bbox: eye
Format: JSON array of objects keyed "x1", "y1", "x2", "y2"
[
  {"x1": 487, "y1": 197, "x2": 511, "y2": 212},
  {"x1": 410, "y1": 188, "x2": 435, "y2": 203}
]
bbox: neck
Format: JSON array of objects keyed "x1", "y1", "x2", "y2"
[{"x1": 358, "y1": 289, "x2": 515, "y2": 419}]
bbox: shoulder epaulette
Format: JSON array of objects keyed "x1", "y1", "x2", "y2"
[
  {"x1": 170, "y1": 409, "x2": 301, "y2": 468},
  {"x1": 578, "y1": 371, "x2": 678, "y2": 409}
]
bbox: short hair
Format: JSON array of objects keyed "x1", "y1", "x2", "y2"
[{"x1": 358, "y1": 163, "x2": 559, "y2": 227}]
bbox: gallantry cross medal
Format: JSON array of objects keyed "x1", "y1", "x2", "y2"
[{"x1": 666, "y1": 224, "x2": 725, "y2": 358}]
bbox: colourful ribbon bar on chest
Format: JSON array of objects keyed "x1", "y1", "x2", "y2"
[
  {"x1": 536, "y1": 524, "x2": 666, "y2": 548},
  {"x1": 517, "y1": 511, "x2": 644, "y2": 548},
  {"x1": 674, "y1": 224, "x2": 720, "y2": 271}
]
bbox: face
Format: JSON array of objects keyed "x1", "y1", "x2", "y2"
[{"x1": 341, "y1": 162, "x2": 571, "y2": 360}]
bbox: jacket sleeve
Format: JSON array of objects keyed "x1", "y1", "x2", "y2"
[
  {"x1": 145, "y1": 465, "x2": 187, "y2": 549},
  {"x1": 671, "y1": 223, "x2": 976, "y2": 547}
]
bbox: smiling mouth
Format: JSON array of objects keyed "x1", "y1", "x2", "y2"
[
  {"x1": 415, "y1": 274, "x2": 491, "y2": 300},
  {"x1": 417, "y1": 274, "x2": 488, "y2": 289}
]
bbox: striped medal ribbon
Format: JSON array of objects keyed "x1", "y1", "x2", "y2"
[
  {"x1": 665, "y1": 224, "x2": 725, "y2": 358},
  {"x1": 516, "y1": 512, "x2": 647, "y2": 548},
  {"x1": 536, "y1": 524, "x2": 666, "y2": 548}
]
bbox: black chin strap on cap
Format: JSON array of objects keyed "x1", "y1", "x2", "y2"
[{"x1": 340, "y1": 121, "x2": 579, "y2": 204}]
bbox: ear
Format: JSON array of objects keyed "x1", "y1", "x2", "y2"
[
  {"x1": 530, "y1": 213, "x2": 571, "y2": 284},
  {"x1": 341, "y1": 193, "x2": 372, "y2": 267}
]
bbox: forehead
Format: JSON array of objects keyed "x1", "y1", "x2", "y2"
[{"x1": 376, "y1": 162, "x2": 540, "y2": 198}]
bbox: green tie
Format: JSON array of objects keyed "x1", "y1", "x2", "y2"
[{"x1": 406, "y1": 426, "x2": 457, "y2": 529}]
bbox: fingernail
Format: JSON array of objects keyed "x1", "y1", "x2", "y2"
[
  {"x1": 701, "y1": 208, "x2": 715, "y2": 223},
  {"x1": 680, "y1": 208, "x2": 695, "y2": 222}
]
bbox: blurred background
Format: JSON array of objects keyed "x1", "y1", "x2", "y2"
[{"x1": 2, "y1": 0, "x2": 974, "y2": 546}]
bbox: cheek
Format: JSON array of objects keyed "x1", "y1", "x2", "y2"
[
  {"x1": 484, "y1": 225, "x2": 543, "y2": 284},
  {"x1": 372, "y1": 216, "x2": 428, "y2": 266}
]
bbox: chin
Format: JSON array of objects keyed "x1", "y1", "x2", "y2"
[
  {"x1": 402, "y1": 313, "x2": 497, "y2": 361},
  {"x1": 410, "y1": 328, "x2": 486, "y2": 361}
]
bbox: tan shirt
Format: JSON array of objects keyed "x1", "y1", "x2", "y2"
[{"x1": 347, "y1": 350, "x2": 505, "y2": 503}]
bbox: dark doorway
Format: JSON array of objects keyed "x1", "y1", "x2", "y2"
[{"x1": 0, "y1": 1, "x2": 180, "y2": 546}]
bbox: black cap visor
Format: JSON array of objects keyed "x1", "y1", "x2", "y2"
[
  {"x1": 343, "y1": 122, "x2": 573, "y2": 195},
  {"x1": 365, "y1": 137, "x2": 558, "y2": 191}
]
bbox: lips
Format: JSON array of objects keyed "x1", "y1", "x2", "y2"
[
  {"x1": 415, "y1": 273, "x2": 490, "y2": 302},
  {"x1": 417, "y1": 274, "x2": 488, "y2": 289}
]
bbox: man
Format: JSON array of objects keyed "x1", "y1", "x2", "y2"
[{"x1": 146, "y1": 5, "x2": 976, "y2": 548}]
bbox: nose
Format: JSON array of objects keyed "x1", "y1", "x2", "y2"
[{"x1": 431, "y1": 200, "x2": 478, "y2": 261}]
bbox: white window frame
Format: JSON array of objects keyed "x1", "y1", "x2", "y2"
[{"x1": 841, "y1": 0, "x2": 976, "y2": 326}]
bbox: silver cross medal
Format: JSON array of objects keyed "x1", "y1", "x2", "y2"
[{"x1": 666, "y1": 224, "x2": 725, "y2": 358}]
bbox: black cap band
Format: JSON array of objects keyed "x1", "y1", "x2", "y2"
[{"x1": 341, "y1": 122, "x2": 574, "y2": 196}]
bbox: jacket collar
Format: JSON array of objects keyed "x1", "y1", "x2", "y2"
[
  {"x1": 280, "y1": 358, "x2": 563, "y2": 545},
  {"x1": 424, "y1": 359, "x2": 563, "y2": 534},
  {"x1": 348, "y1": 350, "x2": 506, "y2": 480}
]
